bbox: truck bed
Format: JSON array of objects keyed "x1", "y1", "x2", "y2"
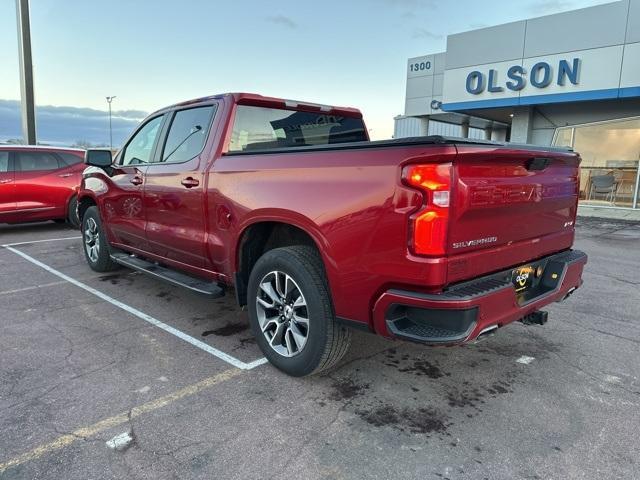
[{"x1": 224, "y1": 135, "x2": 573, "y2": 156}]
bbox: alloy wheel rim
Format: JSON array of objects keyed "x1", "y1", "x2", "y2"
[
  {"x1": 255, "y1": 270, "x2": 309, "y2": 357},
  {"x1": 84, "y1": 218, "x2": 100, "y2": 263}
]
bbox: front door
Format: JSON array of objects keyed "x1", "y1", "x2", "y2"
[
  {"x1": 143, "y1": 104, "x2": 216, "y2": 268},
  {"x1": 0, "y1": 151, "x2": 16, "y2": 220},
  {"x1": 13, "y1": 150, "x2": 66, "y2": 221},
  {"x1": 102, "y1": 114, "x2": 164, "y2": 250}
]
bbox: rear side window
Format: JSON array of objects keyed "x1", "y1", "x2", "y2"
[
  {"x1": 58, "y1": 152, "x2": 84, "y2": 166},
  {"x1": 160, "y1": 106, "x2": 214, "y2": 163},
  {"x1": 0, "y1": 152, "x2": 9, "y2": 172},
  {"x1": 228, "y1": 105, "x2": 368, "y2": 152},
  {"x1": 16, "y1": 152, "x2": 60, "y2": 171}
]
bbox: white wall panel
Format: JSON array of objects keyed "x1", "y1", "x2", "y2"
[
  {"x1": 406, "y1": 76, "x2": 433, "y2": 100},
  {"x1": 433, "y1": 52, "x2": 446, "y2": 75},
  {"x1": 620, "y1": 42, "x2": 640, "y2": 88},
  {"x1": 626, "y1": 0, "x2": 640, "y2": 43},
  {"x1": 432, "y1": 74, "x2": 444, "y2": 97},
  {"x1": 520, "y1": 46, "x2": 624, "y2": 97},
  {"x1": 524, "y1": 1, "x2": 628, "y2": 57},
  {"x1": 405, "y1": 97, "x2": 430, "y2": 116},
  {"x1": 446, "y1": 21, "x2": 526, "y2": 69}
]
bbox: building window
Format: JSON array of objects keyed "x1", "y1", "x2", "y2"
[{"x1": 553, "y1": 117, "x2": 640, "y2": 209}]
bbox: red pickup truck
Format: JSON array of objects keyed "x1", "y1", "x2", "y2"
[{"x1": 78, "y1": 93, "x2": 587, "y2": 376}]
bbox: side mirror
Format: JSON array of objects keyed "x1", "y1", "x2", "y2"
[{"x1": 84, "y1": 149, "x2": 112, "y2": 168}]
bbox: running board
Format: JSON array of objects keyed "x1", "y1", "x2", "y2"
[{"x1": 110, "y1": 253, "x2": 224, "y2": 298}]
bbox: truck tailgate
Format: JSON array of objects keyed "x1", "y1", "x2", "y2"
[{"x1": 446, "y1": 145, "x2": 580, "y2": 283}]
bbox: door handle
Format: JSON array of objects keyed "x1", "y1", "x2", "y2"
[
  {"x1": 0, "y1": 179, "x2": 11, "y2": 184},
  {"x1": 58, "y1": 173, "x2": 73, "y2": 178},
  {"x1": 181, "y1": 177, "x2": 199, "y2": 188},
  {"x1": 130, "y1": 175, "x2": 143, "y2": 186}
]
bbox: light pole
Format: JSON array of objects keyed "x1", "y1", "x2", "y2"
[
  {"x1": 106, "y1": 96, "x2": 116, "y2": 150},
  {"x1": 16, "y1": 0, "x2": 36, "y2": 144}
]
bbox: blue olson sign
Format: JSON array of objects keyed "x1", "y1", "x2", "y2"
[{"x1": 465, "y1": 58, "x2": 581, "y2": 95}]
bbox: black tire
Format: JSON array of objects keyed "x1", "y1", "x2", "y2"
[
  {"x1": 67, "y1": 195, "x2": 80, "y2": 228},
  {"x1": 81, "y1": 206, "x2": 119, "y2": 272},
  {"x1": 247, "y1": 246, "x2": 352, "y2": 376}
]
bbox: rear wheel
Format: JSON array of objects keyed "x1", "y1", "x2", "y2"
[
  {"x1": 81, "y1": 206, "x2": 119, "y2": 272},
  {"x1": 67, "y1": 195, "x2": 80, "y2": 228},
  {"x1": 247, "y1": 246, "x2": 351, "y2": 376}
]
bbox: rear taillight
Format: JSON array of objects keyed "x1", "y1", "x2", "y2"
[{"x1": 403, "y1": 163, "x2": 452, "y2": 256}]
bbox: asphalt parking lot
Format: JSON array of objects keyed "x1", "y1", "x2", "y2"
[{"x1": 1, "y1": 218, "x2": 639, "y2": 480}]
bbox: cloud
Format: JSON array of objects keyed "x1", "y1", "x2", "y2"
[
  {"x1": 111, "y1": 109, "x2": 148, "y2": 120},
  {"x1": 266, "y1": 15, "x2": 298, "y2": 29},
  {"x1": 412, "y1": 28, "x2": 442, "y2": 40},
  {"x1": 0, "y1": 99, "x2": 147, "y2": 146},
  {"x1": 387, "y1": 1, "x2": 438, "y2": 23}
]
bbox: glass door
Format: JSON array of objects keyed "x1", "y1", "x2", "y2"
[{"x1": 553, "y1": 117, "x2": 640, "y2": 208}]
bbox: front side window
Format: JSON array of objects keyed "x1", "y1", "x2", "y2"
[
  {"x1": 16, "y1": 152, "x2": 60, "y2": 171},
  {"x1": 228, "y1": 105, "x2": 368, "y2": 152},
  {"x1": 160, "y1": 106, "x2": 214, "y2": 163},
  {"x1": 121, "y1": 115, "x2": 163, "y2": 165},
  {"x1": 0, "y1": 152, "x2": 9, "y2": 172}
]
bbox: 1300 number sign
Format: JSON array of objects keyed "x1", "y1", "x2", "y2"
[{"x1": 409, "y1": 61, "x2": 432, "y2": 72}]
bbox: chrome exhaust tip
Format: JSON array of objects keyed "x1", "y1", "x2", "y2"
[
  {"x1": 473, "y1": 324, "x2": 498, "y2": 343},
  {"x1": 559, "y1": 287, "x2": 576, "y2": 303}
]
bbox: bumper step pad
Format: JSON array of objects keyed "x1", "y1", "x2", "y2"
[{"x1": 385, "y1": 306, "x2": 477, "y2": 345}]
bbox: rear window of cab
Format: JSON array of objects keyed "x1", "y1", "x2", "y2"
[{"x1": 228, "y1": 105, "x2": 367, "y2": 152}]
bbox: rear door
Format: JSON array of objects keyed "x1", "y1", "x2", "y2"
[
  {"x1": 14, "y1": 150, "x2": 68, "y2": 220},
  {"x1": 0, "y1": 151, "x2": 16, "y2": 219},
  {"x1": 143, "y1": 104, "x2": 216, "y2": 268},
  {"x1": 448, "y1": 146, "x2": 580, "y2": 278}
]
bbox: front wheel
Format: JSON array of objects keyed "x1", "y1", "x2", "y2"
[
  {"x1": 81, "y1": 206, "x2": 119, "y2": 272},
  {"x1": 247, "y1": 246, "x2": 352, "y2": 376}
]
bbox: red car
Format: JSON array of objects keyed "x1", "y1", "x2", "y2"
[
  {"x1": 78, "y1": 93, "x2": 586, "y2": 376},
  {"x1": 0, "y1": 145, "x2": 85, "y2": 227}
]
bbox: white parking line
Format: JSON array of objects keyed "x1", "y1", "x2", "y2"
[
  {"x1": 0, "y1": 281, "x2": 68, "y2": 296},
  {"x1": 6, "y1": 245, "x2": 267, "y2": 371},
  {"x1": 1, "y1": 236, "x2": 82, "y2": 247}
]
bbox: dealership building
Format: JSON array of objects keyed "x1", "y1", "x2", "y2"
[{"x1": 395, "y1": 0, "x2": 640, "y2": 213}]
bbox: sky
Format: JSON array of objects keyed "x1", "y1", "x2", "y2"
[{"x1": 0, "y1": 0, "x2": 613, "y2": 145}]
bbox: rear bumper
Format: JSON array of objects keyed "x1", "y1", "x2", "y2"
[{"x1": 372, "y1": 249, "x2": 587, "y2": 345}]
